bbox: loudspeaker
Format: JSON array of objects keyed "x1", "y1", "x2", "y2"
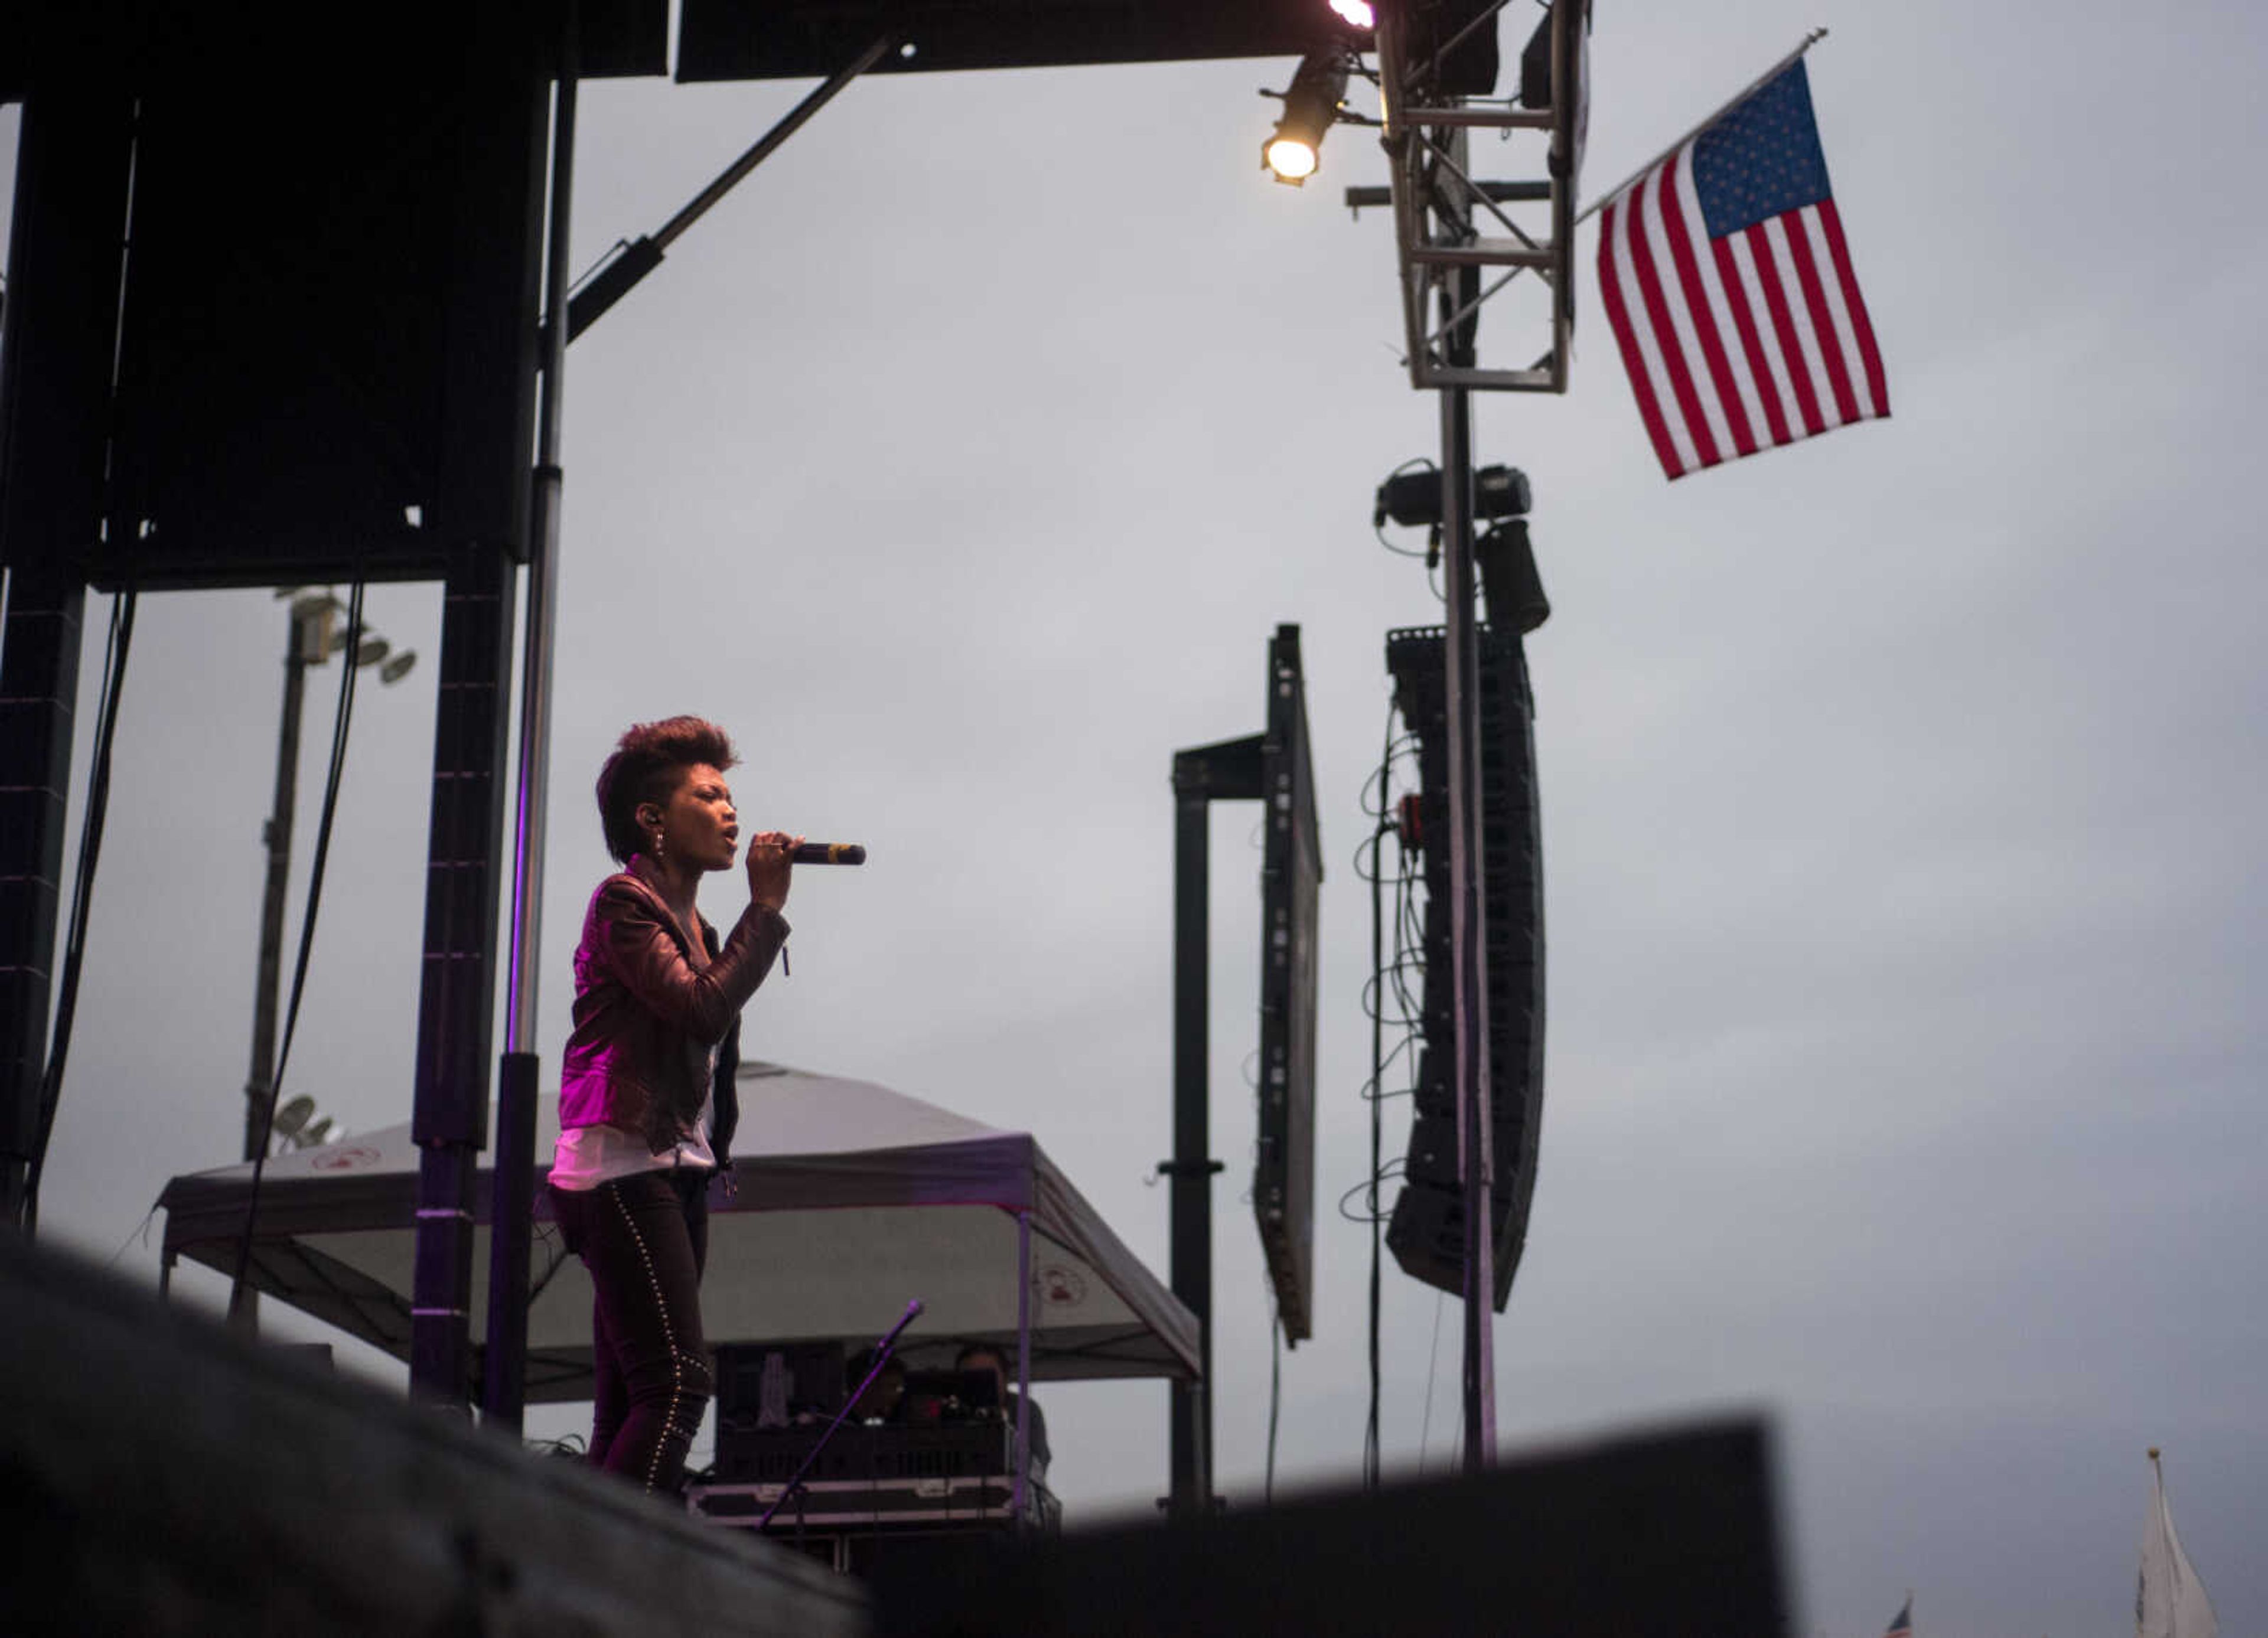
[
  {"x1": 1383, "y1": 624, "x2": 1545, "y2": 1310},
  {"x1": 1401, "y1": 0, "x2": 1504, "y2": 99},
  {"x1": 6, "y1": 1, "x2": 556, "y2": 590}
]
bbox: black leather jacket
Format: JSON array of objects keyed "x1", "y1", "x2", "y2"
[{"x1": 558, "y1": 857, "x2": 789, "y2": 1156}]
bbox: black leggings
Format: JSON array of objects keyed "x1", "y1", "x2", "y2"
[{"x1": 550, "y1": 1168, "x2": 713, "y2": 1493}]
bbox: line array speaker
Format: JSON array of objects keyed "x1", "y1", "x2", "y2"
[{"x1": 1382, "y1": 624, "x2": 1544, "y2": 1310}]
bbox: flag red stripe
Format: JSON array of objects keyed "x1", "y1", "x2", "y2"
[
  {"x1": 1623, "y1": 173, "x2": 1719, "y2": 469},
  {"x1": 1783, "y1": 213, "x2": 1860, "y2": 425},
  {"x1": 1742, "y1": 222, "x2": 1826, "y2": 437},
  {"x1": 1709, "y1": 237, "x2": 1793, "y2": 447},
  {"x1": 1598, "y1": 197, "x2": 1686, "y2": 479},
  {"x1": 1816, "y1": 198, "x2": 1889, "y2": 417},
  {"x1": 1656, "y1": 153, "x2": 1756, "y2": 457}
]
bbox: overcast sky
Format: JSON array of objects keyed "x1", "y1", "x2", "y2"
[{"x1": 7, "y1": 2, "x2": 2265, "y2": 1634}]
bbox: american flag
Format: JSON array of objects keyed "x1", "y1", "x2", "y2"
[
  {"x1": 1597, "y1": 58, "x2": 1888, "y2": 480},
  {"x1": 1882, "y1": 1594, "x2": 1915, "y2": 1638}
]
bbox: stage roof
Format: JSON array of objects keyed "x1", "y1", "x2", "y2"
[
  {"x1": 675, "y1": 0, "x2": 1357, "y2": 82},
  {"x1": 2, "y1": 0, "x2": 1355, "y2": 102}
]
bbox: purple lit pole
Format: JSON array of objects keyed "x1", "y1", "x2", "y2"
[{"x1": 481, "y1": 8, "x2": 576, "y2": 1432}]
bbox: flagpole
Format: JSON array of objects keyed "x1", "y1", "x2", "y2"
[{"x1": 1575, "y1": 27, "x2": 1829, "y2": 224}]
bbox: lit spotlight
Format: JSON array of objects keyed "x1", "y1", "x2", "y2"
[
  {"x1": 1262, "y1": 53, "x2": 1350, "y2": 187},
  {"x1": 1265, "y1": 135, "x2": 1321, "y2": 182},
  {"x1": 1328, "y1": 0, "x2": 1376, "y2": 27}
]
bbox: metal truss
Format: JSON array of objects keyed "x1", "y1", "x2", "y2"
[{"x1": 1374, "y1": 0, "x2": 1589, "y2": 392}]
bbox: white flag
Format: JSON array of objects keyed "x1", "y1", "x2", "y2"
[{"x1": 2137, "y1": 1450, "x2": 2218, "y2": 1638}]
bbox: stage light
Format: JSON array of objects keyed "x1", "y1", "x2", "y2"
[
  {"x1": 1328, "y1": 0, "x2": 1376, "y2": 27},
  {"x1": 1265, "y1": 135, "x2": 1321, "y2": 182},
  {"x1": 1262, "y1": 53, "x2": 1350, "y2": 187},
  {"x1": 1373, "y1": 463, "x2": 1532, "y2": 530},
  {"x1": 1475, "y1": 518, "x2": 1550, "y2": 634}
]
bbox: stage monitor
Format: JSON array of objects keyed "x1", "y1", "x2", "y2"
[{"x1": 1256, "y1": 624, "x2": 1321, "y2": 1343}]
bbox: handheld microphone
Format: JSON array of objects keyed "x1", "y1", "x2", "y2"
[{"x1": 790, "y1": 841, "x2": 866, "y2": 866}]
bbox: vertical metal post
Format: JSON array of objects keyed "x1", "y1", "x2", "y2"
[
  {"x1": 1166, "y1": 774, "x2": 1214, "y2": 1514},
  {"x1": 1438, "y1": 214, "x2": 1497, "y2": 1469},
  {"x1": 244, "y1": 602, "x2": 330, "y2": 1166},
  {"x1": 1013, "y1": 1207, "x2": 1034, "y2": 1526},
  {"x1": 1162, "y1": 736, "x2": 1261, "y2": 1513},
  {"x1": 483, "y1": 2, "x2": 576, "y2": 1435},
  {"x1": 409, "y1": 544, "x2": 517, "y2": 1408}
]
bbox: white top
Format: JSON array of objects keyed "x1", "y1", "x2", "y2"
[{"x1": 548, "y1": 1078, "x2": 717, "y2": 1192}]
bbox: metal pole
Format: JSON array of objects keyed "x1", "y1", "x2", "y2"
[
  {"x1": 653, "y1": 34, "x2": 895, "y2": 253},
  {"x1": 244, "y1": 605, "x2": 317, "y2": 1167},
  {"x1": 234, "y1": 600, "x2": 324, "y2": 1333},
  {"x1": 1014, "y1": 1208, "x2": 1034, "y2": 1528},
  {"x1": 483, "y1": 4, "x2": 576, "y2": 1433},
  {"x1": 1160, "y1": 736, "x2": 1257, "y2": 1514},
  {"x1": 1166, "y1": 776, "x2": 1214, "y2": 1515},
  {"x1": 505, "y1": 22, "x2": 574, "y2": 1061},
  {"x1": 1438, "y1": 221, "x2": 1497, "y2": 1471},
  {"x1": 565, "y1": 34, "x2": 895, "y2": 343}
]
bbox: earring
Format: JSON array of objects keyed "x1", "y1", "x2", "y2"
[{"x1": 651, "y1": 829, "x2": 665, "y2": 859}]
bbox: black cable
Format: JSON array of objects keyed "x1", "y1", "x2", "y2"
[
  {"x1": 1363, "y1": 702, "x2": 1395, "y2": 1493},
  {"x1": 1374, "y1": 458, "x2": 1438, "y2": 560},
  {"x1": 21, "y1": 588, "x2": 138, "y2": 1235},
  {"x1": 525, "y1": 1222, "x2": 571, "y2": 1309},
  {"x1": 105, "y1": 1200, "x2": 162, "y2": 1267},
  {"x1": 1418, "y1": 1288, "x2": 1446, "y2": 1477},
  {"x1": 566, "y1": 236, "x2": 631, "y2": 298},
  {"x1": 227, "y1": 581, "x2": 366, "y2": 1321}
]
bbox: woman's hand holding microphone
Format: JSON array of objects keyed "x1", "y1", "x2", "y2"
[{"x1": 744, "y1": 831, "x2": 801, "y2": 915}]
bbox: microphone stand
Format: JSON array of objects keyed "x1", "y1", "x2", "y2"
[{"x1": 756, "y1": 1299, "x2": 924, "y2": 1532}]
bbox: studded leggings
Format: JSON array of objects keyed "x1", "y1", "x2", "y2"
[{"x1": 550, "y1": 1168, "x2": 713, "y2": 1493}]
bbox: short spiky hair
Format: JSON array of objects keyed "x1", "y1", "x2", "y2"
[{"x1": 595, "y1": 716, "x2": 739, "y2": 864}]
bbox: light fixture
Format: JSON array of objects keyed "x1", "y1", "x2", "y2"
[
  {"x1": 1265, "y1": 134, "x2": 1321, "y2": 184},
  {"x1": 1374, "y1": 463, "x2": 1532, "y2": 529},
  {"x1": 1328, "y1": 0, "x2": 1376, "y2": 27},
  {"x1": 1475, "y1": 519, "x2": 1550, "y2": 634},
  {"x1": 331, "y1": 622, "x2": 418, "y2": 683},
  {"x1": 1262, "y1": 53, "x2": 1350, "y2": 187}
]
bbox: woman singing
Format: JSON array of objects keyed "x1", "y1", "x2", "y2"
[{"x1": 548, "y1": 716, "x2": 797, "y2": 1494}]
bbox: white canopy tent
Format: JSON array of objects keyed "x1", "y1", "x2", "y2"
[{"x1": 158, "y1": 1061, "x2": 1198, "y2": 1405}]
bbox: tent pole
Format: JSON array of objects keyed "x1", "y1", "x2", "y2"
[{"x1": 1014, "y1": 1208, "x2": 1033, "y2": 1527}]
